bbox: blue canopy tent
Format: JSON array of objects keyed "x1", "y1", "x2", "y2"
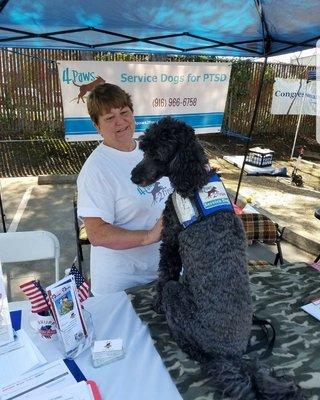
[
  {"x1": 0, "y1": 0, "x2": 319, "y2": 56},
  {"x1": 0, "y1": 0, "x2": 319, "y2": 230}
]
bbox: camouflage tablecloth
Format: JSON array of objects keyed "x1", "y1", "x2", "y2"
[{"x1": 127, "y1": 263, "x2": 320, "y2": 400}]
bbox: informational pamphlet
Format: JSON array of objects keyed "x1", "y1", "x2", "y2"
[
  {"x1": 0, "y1": 329, "x2": 46, "y2": 386},
  {"x1": 31, "y1": 381, "x2": 95, "y2": 400},
  {"x1": 0, "y1": 359, "x2": 77, "y2": 400},
  {"x1": 0, "y1": 261, "x2": 14, "y2": 347},
  {"x1": 47, "y1": 276, "x2": 87, "y2": 356}
]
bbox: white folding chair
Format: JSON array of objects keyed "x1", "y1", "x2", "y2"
[{"x1": 0, "y1": 230, "x2": 60, "y2": 282}]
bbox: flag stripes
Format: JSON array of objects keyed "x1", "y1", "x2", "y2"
[
  {"x1": 20, "y1": 280, "x2": 50, "y2": 313},
  {"x1": 69, "y1": 264, "x2": 90, "y2": 302}
]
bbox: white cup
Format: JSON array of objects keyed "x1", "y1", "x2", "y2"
[{"x1": 30, "y1": 313, "x2": 57, "y2": 341}]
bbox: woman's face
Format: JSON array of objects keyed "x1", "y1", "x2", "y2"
[{"x1": 95, "y1": 106, "x2": 135, "y2": 151}]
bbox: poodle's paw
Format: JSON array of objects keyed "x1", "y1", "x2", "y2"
[{"x1": 152, "y1": 295, "x2": 164, "y2": 314}]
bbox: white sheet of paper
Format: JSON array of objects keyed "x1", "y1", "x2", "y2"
[
  {"x1": 242, "y1": 204, "x2": 260, "y2": 214},
  {"x1": 0, "y1": 335, "x2": 23, "y2": 355},
  {"x1": 31, "y1": 381, "x2": 94, "y2": 400},
  {"x1": 0, "y1": 261, "x2": 14, "y2": 347},
  {"x1": 301, "y1": 301, "x2": 320, "y2": 321},
  {"x1": 0, "y1": 359, "x2": 77, "y2": 400},
  {"x1": 0, "y1": 329, "x2": 47, "y2": 386}
]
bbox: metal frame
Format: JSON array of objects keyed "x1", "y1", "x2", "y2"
[
  {"x1": 0, "y1": 0, "x2": 318, "y2": 203},
  {"x1": 0, "y1": 26, "x2": 316, "y2": 56},
  {"x1": 235, "y1": 0, "x2": 270, "y2": 203},
  {"x1": 0, "y1": 187, "x2": 6, "y2": 232},
  {"x1": 0, "y1": 0, "x2": 318, "y2": 57},
  {"x1": 73, "y1": 196, "x2": 90, "y2": 274}
]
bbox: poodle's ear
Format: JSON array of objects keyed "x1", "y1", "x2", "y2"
[{"x1": 169, "y1": 140, "x2": 208, "y2": 197}]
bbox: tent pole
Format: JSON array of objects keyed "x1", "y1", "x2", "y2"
[
  {"x1": 290, "y1": 81, "x2": 308, "y2": 159},
  {"x1": 234, "y1": 57, "x2": 268, "y2": 204},
  {"x1": 0, "y1": 188, "x2": 6, "y2": 232}
]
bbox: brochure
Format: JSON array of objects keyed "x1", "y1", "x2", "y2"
[
  {"x1": 31, "y1": 381, "x2": 95, "y2": 400},
  {"x1": 0, "y1": 261, "x2": 14, "y2": 347},
  {"x1": 0, "y1": 329, "x2": 47, "y2": 386},
  {"x1": 47, "y1": 276, "x2": 87, "y2": 356},
  {"x1": 0, "y1": 359, "x2": 78, "y2": 400}
]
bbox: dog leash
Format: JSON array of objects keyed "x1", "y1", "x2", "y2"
[{"x1": 246, "y1": 314, "x2": 276, "y2": 360}]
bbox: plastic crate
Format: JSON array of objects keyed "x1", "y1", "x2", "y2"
[{"x1": 246, "y1": 147, "x2": 274, "y2": 167}]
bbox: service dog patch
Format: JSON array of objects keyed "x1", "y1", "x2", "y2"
[
  {"x1": 195, "y1": 174, "x2": 234, "y2": 217},
  {"x1": 173, "y1": 174, "x2": 233, "y2": 228}
]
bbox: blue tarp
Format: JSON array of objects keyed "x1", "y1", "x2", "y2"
[{"x1": 0, "y1": 0, "x2": 319, "y2": 56}]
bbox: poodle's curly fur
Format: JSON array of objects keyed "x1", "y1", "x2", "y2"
[{"x1": 131, "y1": 117, "x2": 305, "y2": 400}]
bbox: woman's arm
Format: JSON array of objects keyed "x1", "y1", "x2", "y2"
[{"x1": 84, "y1": 216, "x2": 163, "y2": 250}]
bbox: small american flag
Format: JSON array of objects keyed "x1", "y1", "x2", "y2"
[
  {"x1": 69, "y1": 264, "x2": 90, "y2": 302},
  {"x1": 20, "y1": 280, "x2": 50, "y2": 314}
]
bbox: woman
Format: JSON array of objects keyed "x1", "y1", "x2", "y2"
[{"x1": 77, "y1": 83, "x2": 172, "y2": 295}]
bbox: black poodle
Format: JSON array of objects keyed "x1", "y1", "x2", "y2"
[{"x1": 131, "y1": 117, "x2": 304, "y2": 400}]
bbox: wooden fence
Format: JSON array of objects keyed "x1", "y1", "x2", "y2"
[{"x1": 0, "y1": 48, "x2": 317, "y2": 176}]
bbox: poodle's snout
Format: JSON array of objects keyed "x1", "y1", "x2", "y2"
[
  {"x1": 131, "y1": 159, "x2": 164, "y2": 187},
  {"x1": 131, "y1": 161, "x2": 147, "y2": 186}
]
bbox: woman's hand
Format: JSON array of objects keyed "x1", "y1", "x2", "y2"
[{"x1": 143, "y1": 216, "x2": 163, "y2": 246}]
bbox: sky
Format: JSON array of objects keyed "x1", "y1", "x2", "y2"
[{"x1": 266, "y1": 48, "x2": 317, "y2": 65}]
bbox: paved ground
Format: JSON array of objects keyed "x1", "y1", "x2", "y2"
[
  {"x1": 0, "y1": 177, "x2": 83, "y2": 301},
  {"x1": 0, "y1": 163, "x2": 319, "y2": 301},
  {"x1": 212, "y1": 155, "x2": 320, "y2": 256}
]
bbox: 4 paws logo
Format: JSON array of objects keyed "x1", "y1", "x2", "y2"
[
  {"x1": 137, "y1": 181, "x2": 172, "y2": 204},
  {"x1": 202, "y1": 184, "x2": 223, "y2": 199}
]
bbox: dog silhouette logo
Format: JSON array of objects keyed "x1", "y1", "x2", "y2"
[
  {"x1": 150, "y1": 181, "x2": 165, "y2": 204},
  {"x1": 136, "y1": 181, "x2": 172, "y2": 204},
  {"x1": 202, "y1": 184, "x2": 222, "y2": 199},
  {"x1": 72, "y1": 76, "x2": 106, "y2": 103}
]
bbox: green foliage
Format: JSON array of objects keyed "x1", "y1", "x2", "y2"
[
  {"x1": 228, "y1": 60, "x2": 253, "y2": 98},
  {"x1": 263, "y1": 66, "x2": 275, "y2": 84}
]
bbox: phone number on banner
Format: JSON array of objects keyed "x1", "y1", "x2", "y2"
[{"x1": 152, "y1": 98, "x2": 197, "y2": 107}]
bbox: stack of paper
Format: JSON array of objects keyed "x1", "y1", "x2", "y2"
[
  {"x1": 32, "y1": 381, "x2": 98, "y2": 400},
  {"x1": 1, "y1": 358, "x2": 101, "y2": 400},
  {"x1": 92, "y1": 339, "x2": 124, "y2": 367},
  {"x1": 0, "y1": 261, "x2": 15, "y2": 347},
  {"x1": 0, "y1": 329, "x2": 47, "y2": 386},
  {"x1": 1, "y1": 359, "x2": 77, "y2": 399}
]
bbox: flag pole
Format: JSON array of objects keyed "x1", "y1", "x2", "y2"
[{"x1": 0, "y1": 187, "x2": 6, "y2": 232}]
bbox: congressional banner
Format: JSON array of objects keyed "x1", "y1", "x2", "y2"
[
  {"x1": 57, "y1": 61, "x2": 231, "y2": 141},
  {"x1": 271, "y1": 77, "x2": 316, "y2": 116}
]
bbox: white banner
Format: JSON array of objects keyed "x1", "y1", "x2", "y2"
[
  {"x1": 271, "y1": 77, "x2": 316, "y2": 116},
  {"x1": 57, "y1": 61, "x2": 231, "y2": 141}
]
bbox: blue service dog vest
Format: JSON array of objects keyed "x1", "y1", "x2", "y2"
[{"x1": 172, "y1": 174, "x2": 234, "y2": 229}]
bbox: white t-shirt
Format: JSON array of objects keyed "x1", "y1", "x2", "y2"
[{"x1": 77, "y1": 142, "x2": 172, "y2": 296}]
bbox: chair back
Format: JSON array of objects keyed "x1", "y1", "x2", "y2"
[
  {"x1": 0, "y1": 230, "x2": 60, "y2": 281},
  {"x1": 239, "y1": 213, "x2": 277, "y2": 244}
]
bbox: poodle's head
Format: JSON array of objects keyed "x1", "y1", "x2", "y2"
[{"x1": 131, "y1": 116, "x2": 209, "y2": 197}]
